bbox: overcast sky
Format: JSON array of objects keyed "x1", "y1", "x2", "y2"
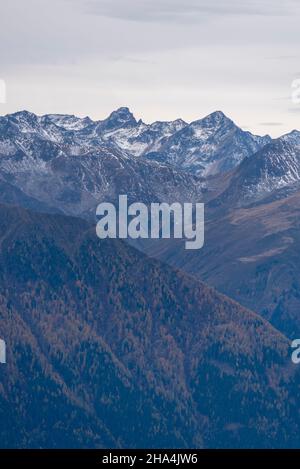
[{"x1": 0, "y1": 0, "x2": 299, "y2": 136}]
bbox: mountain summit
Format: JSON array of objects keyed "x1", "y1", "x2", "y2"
[
  {"x1": 101, "y1": 106, "x2": 138, "y2": 130},
  {"x1": 143, "y1": 111, "x2": 271, "y2": 176}
]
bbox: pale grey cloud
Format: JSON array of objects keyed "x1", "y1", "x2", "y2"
[
  {"x1": 266, "y1": 55, "x2": 300, "y2": 61},
  {"x1": 259, "y1": 122, "x2": 283, "y2": 126},
  {"x1": 82, "y1": 0, "x2": 297, "y2": 22},
  {"x1": 0, "y1": 0, "x2": 299, "y2": 137}
]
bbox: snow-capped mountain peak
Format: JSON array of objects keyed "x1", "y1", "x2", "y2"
[
  {"x1": 144, "y1": 111, "x2": 271, "y2": 176},
  {"x1": 41, "y1": 114, "x2": 93, "y2": 131},
  {"x1": 220, "y1": 139, "x2": 300, "y2": 206},
  {"x1": 280, "y1": 129, "x2": 300, "y2": 149},
  {"x1": 195, "y1": 110, "x2": 232, "y2": 127},
  {"x1": 102, "y1": 106, "x2": 137, "y2": 130},
  {"x1": 7, "y1": 110, "x2": 40, "y2": 132}
]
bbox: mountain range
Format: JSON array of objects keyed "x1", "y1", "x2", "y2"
[
  {"x1": 0, "y1": 109, "x2": 206, "y2": 218},
  {"x1": 1, "y1": 107, "x2": 300, "y2": 448},
  {"x1": 0, "y1": 107, "x2": 273, "y2": 180}
]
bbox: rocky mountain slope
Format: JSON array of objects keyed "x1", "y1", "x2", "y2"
[
  {"x1": 139, "y1": 135, "x2": 300, "y2": 338},
  {"x1": 0, "y1": 110, "x2": 204, "y2": 218},
  {"x1": 212, "y1": 139, "x2": 300, "y2": 207},
  {"x1": 0, "y1": 108, "x2": 270, "y2": 188},
  {"x1": 144, "y1": 111, "x2": 271, "y2": 176}
]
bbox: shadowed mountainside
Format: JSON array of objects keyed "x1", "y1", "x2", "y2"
[
  {"x1": 137, "y1": 138, "x2": 300, "y2": 338},
  {"x1": 0, "y1": 204, "x2": 299, "y2": 448}
]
